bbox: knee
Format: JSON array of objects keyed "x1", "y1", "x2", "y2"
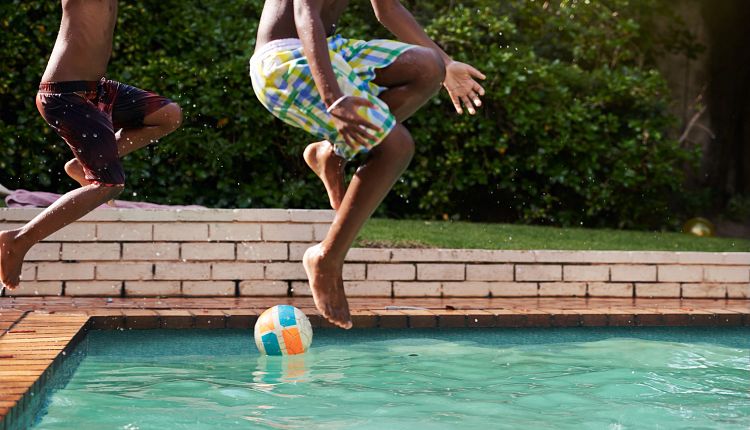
[
  {"x1": 96, "y1": 183, "x2": 125, "y2": 200},
  {"x1": 416, "y1": 48, "x2": 446, "y2": 95},
  {"x1": 385, "y1": 125, "x2": 415, "y2": 161},
  {"x1": 64, "y1": 159, "x2": 79, "y2": 174}
]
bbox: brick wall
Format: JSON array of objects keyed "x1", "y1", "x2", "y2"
[{"x1": 2, "y1": 208, "x2": 748, "y2": 299}]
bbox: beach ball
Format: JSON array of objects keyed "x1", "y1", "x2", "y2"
[
  {"x1": 682, "y1": 217, "x2": 715, "y2": 237},
  {"x1": 254, "y1": 305, "x2": 313, "y2": 356}
]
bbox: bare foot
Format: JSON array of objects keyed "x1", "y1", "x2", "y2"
[
  {"x1": 64, "y1": 159, "x2": 90, "y2": 188},
  {"x1": 0, "y1": 230, "x2": 25, "y2": 291},
  {"x1": 302, "y1": 244, "x2": 352, "y2": 329},
  {"x1": 303, "y1": 141, "x2": 346, "y2": 210},
  {"x1": 65, "y1": 159, "x2": 116, "y2": 207}
]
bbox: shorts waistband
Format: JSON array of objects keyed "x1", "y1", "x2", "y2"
[
  {"x1": 38, "y1": 81, "x2": 100, "y2": 94},
  {"x1": 251, "y1": 38, "x2": 303, "y2": 62}
]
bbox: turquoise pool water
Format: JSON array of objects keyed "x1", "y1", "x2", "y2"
[{"x1": 31, "y1": 328, "x2": 750, "y2": 429}]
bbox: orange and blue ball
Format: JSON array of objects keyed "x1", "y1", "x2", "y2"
[{"x1": 254, "y1": 305, "x2": 313, "y2": 356}]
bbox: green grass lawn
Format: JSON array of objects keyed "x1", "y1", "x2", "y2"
[{"x1": 355, "y1": 219, "x2": 750, "y2": 252}]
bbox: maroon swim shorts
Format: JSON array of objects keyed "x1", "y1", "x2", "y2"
[{"x1": 35, "y1": 79, "x2": 172, "y2": 185}]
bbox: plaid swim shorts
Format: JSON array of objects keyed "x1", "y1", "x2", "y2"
[{"x1": 249, "y1": 34, "x2": 414, "y2": 160}]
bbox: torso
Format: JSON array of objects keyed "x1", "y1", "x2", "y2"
[
  {"x1": 41, "y1": 0, "x2": 117, "y2": 82},
  {"x1": 255, "y1": 0, "x2": 349, "y2": 50}
]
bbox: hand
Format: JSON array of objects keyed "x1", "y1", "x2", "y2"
[
  {"x1": 328, "y1": 96, "x2": 382, "y2": 151},
  {"x1": 443, "y1": 61, "x2": 487, "y2": 115}
]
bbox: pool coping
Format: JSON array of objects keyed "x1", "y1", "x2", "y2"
[{"x1": 0, "y1": 296, "x2": 748, "y2": 428}]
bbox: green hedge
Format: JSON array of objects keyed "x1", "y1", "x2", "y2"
[{"x1": 0, "y1": 0, "x2": 699, "y2": 228}]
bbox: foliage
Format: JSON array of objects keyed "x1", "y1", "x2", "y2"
[{"x1": 0, "y1": 0, "x2": 700, "y2": 228}]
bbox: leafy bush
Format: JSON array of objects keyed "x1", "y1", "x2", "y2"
[{"x1": 0, "y1": 0, "x2": 699, "y2": 228}]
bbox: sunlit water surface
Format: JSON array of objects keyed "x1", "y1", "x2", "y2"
[{"x1": 31, "y1": 328, "x2": 750, "y2": 429}]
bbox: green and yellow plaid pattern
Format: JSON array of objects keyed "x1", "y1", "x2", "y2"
[{"x1": 250, "y1": 35, "x2": 414, "y2": 159}]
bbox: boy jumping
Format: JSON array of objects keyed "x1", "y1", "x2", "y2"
[
  {"x1": 250, "y1": 0, "x2": 486, "y2": 328},
  {"x1": 0, "y1": 0, "x2": 182, "y2": 291}
]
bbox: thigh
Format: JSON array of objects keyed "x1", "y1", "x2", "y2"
[
  {"x1": 104, "y1": 80, "x2": 173, "y2": 130},
  {"x1": 372, "y1": 46, "x2": 441, "y2": 88},
  {"x1": 37, "y1": 93, "x2": 124, "y2": 185}
]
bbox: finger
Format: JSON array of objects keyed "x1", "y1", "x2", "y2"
[
  {"x1": 342, "y1": 133, "x2": 358, "y2": 150},
  {"x1": 473, "y1": 82, "x2": 486, "y2": 96},
  {"x1": 356, "y1": 126, "x2": 380, "y2": 144},
  {"x1": 351, "y1": 97, "x2": 376, "y2": 109},
  {"x1": 449, "y1": 93, "x2": 463, "y2": 115},
  {"x1": 461, "y1": 96, "x2": 476, "y2": 115},
  {"x1": 356, "y1": 116, "x2": 381, "y2": 132},
  {"x1": 469, "y1": 91, "x2": 482, "y2": 107},
  {"x1": 350, "y1": 129, "x2": 373, "y2": 150},
  {"x1": 468, "y1": 65, "x2": 486, "y2": 80}
]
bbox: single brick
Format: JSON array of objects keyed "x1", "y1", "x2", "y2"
[
  {"x1": 367, "y1": 264, "x2": 416, "y2": 281},
  {"x1": 657, "y1": 265, "x2": 703, "y2": 282},
  {"x1": 290, "y1": 281, "x2": 311, "y2": 296},
  {"x1": 288, "y1": 209, "x2": 335, "y2": 222},
  {"x1": 515, "y1": 265, "x2": 562, "y2": 281},
  {"x1": 538, "y1": 282, "x2": 587, "y2": 297},
  {"x1": 587, "y1": 282, "x2": 633, "y2": 297},
  {"x1": 26, "y1": 243, "x2": 61, "y2": 261},
  {"x1": 345, "y1": 248, "x2": 392, "y2": 262},
  {"x1": 489, "y1": 282, "x2": 538, "y2": 297},
  {"x1": 182, "y1": 281, "x2": 235, "y2": 296},
  {"x1": 634, "y1": 283, "x2": 681, "y2": 298},
  {"x1": 241, "y1": 281, "x2": 289, "y2": 296},
  {"x1": 393, "y1": 282, "x2": 441, "y2": 297},
  {"x1": 417, "y1": 264, "x2": 465, "y2": 281},
  {"x1": 154, "y1": 263, "x2": 211, "y2": 280},
  {"x1": 345, "y1": 281, "x2": 392, "y2": 297},
  {"x1": 122, "y1": 243, "x2": 179, "y2": 261},
  {"x1": 44, "y1": 223, "x2": 96, "y2": 242},
  {"x1": 262, "y1": 223, "x2": 313, "y2": 241},
  {"x1": 125, "y1": 281, "x2": 181, "y2": 296},
  {"x1": 676, "y1": 252, "x2": 725, "y2": 264},
  {"x1": 722, "y1": 253, "x2": 750, "y2": 265},
  {"x1": 610, "y1": 265, "x2": 657, "y2": 282},
  {"x1": 20, "y1": 263, "x2": 36, "y2": 281},
  {"x1": 233, "y1": 209, "x2": 290, "y2": 222},
  {"x1": 313, "y1": 224, "x2": 330, "y2": 241},
  {"x1": 466, "y1": 264, "x2": 513, "y2": 281},
  {"x1": 62, "y1": 243, "x2": 121, "y2": 261},
  {"x1": 65, "y1": 281, "x2": 122, "y2": 296},
  {"x1": 4, "y1": 281, "x2": 62, "y2": 296},
  {"x1": 703, "y1": 267, "x2": 750, "y2": 283},
  {"x1": 95, "y1": 263, "x2": 153, "y2": 280},
  {"x1": 288, "y1": 242, "x2": 317, "y2": 261},
  {"x1": 181, "y1": 243, "x2": 235, "y2": 260},
  {"x1": 236, "y1": 242, "x2": 288, "y2": 261},
  {"x1": 681, "y1": 283, "x2": 728, "y2": 298},
  {"x1": 264, "y1": 263, "x2": 307, "y2": 280},
  {"x1": 343, "y1": 264, "x2": 366, "y2": 281},
  {"x1": 563, "y1": 265, "x2": 610, "y2": 282},
  {"x1": 209, "y1": 223, "x2": 261, "y2": 241},
  {"x1": 442, "y1": 282, "x2": 491, "y2": 297},
  {"x1": 211, "y1": 263, "x2": 264, "y2": 280},
  {"x1": 96, "y1": 223, "x2": 152, "y2": 241},
  {"x1": 153, "y1": 223, "x2": 208, "y2": 241},
  {"x1": 726, "y1": 284, "x2": 750, "y2": 299},
  {"x1": 37, "y1": 262, "x2": 95, "y2": 280}
]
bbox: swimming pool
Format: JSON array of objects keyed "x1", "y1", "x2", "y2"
[{"x1": 27, "y1": 328, "x2": 750, "y2": 429}]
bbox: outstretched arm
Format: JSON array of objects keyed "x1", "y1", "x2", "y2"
[
  {"x1": 293, "y1": 0, "x2": 380, "y2": 149},
  {"x1": 371, "y1": 0, "x2": 486, "y2": 115}
]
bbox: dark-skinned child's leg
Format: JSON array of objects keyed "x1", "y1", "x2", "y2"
[
  {"x1": 303, "y1": 125, "x2": 415, "y2": 328},
  {"x1": 304, "y1": 46, "x2": 444, "y2": 210}
]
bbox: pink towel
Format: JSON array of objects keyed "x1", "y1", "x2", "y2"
[{"x1": 5, "y1": 189, "x2": 205, "y2": 209}]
